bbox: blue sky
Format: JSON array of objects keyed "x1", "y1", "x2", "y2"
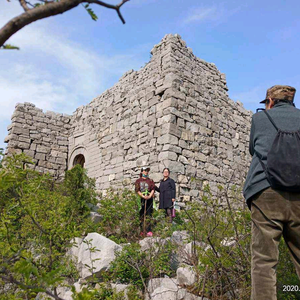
[{"x1": 1, "y1": 0, "x2": 300, "y2": 150}]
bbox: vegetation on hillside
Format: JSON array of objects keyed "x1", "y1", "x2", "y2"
[{"x1": 0, "y1": 150, "x2": 299, "y2": 299}]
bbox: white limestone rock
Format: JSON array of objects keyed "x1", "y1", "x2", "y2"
[
  {"x1": 66, "y1": 237, "x2": 83, "y2": 263},
  {"x1": 77, "y1": 233, "x2": 122, "y2": 279},
  {"x1": 177, "y1": 265, "x2": 197, "y2": 286}
]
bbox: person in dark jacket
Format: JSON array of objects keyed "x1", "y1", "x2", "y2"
[
  {"x1": 243, "y1": 85, "x2": 300, "y2": 300},
  {"x1": 155, "y1": 168, "x2": 176, "y2": 223}
]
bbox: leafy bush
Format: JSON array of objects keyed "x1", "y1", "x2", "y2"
[
  {"x1": 96, "y1": 189, "x2": 141, "y2": 243},
  {"x1": 1, "y1": 151, "x2": 298, "y2": 299},
  {"x1": 151, "y1": 207, "x2": 185, "y2": 239},
  {"x1": 0, "y1": 153, "x2": 97, "y2": 299},
  {"x1": 96, "y1": 188, "x2": 187, "y2": 243},
  {"x1": 71, "y1": 283, "x2": 141, "y2": 300},
  {"x1": 179, "y1": 184, "x2": 300, "y2": 299},
  {"x1": 175, "y1": 184, "x2": 252, "y2": 299},
  {"x1": 277, "y1": 237, "x2": 300, "y2": 300},
  {"x1": 72, "y1": 284, "x2": 123, "y2": 300},
  {"x1": 108, "y1": 243, "x2": 149, "y2": 289},
  {"x1": 108, "y1": 241, "x2": 175, "y2": 291}
]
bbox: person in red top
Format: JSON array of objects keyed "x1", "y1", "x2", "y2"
[{"x1": 135, "y1": 166, "x2": 155, "y2": 237}]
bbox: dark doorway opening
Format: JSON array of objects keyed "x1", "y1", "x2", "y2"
[{"x1": 73, "y1": 154, "x2": 85, "y2": 168}]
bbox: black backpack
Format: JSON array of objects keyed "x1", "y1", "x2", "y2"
[{"x1": 257, "y1": 110, "x2": 300, "y2": 192}]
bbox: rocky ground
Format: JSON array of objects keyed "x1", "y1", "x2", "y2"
[{"x1": 36, "y1": 230, "x2": 212, "y2": 300}]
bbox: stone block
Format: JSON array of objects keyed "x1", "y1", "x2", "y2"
[
  {"x1": 77, "y1": 233, "x2": 122, "y2": 279},
  {"x1": 36, "y1": 145, "x2": 48, "y2": 154},
  {"x1": 181, "y1": 129, "x2": 195, "y2": 141},
  {"x1": 162, "y1": 144, "x2": 182, "y2": 154},
  {"x1": 11, "y1": 126, "x2": 29, "y2": 136},
  {"x1": 17, "y1": 142, "x2": 30, "y2": 149},
  {"x1": 157, "y1": 134, "x2": 178, "y2": 145},
  {"x1": 161, "y1": 123, "x2": 182, "y2": 138},
  {"x1": 163, "y1": 160, "x2": 185, "y2": 174},
  {"x1": 35, "y1": 153, "x2": 46, "y2": 160},
  {"x1": 158, "y1": 151, "x2": 177, "y2": 161},
  {"x1": 23, "y1": 150, "x2": 35, "y2": 157},
  {"x1": 157, "y1": 114, "x2": 176, "y2": 126},
  {"x1": 136, "y1": 154, "x2": 149, "y2": 166}
]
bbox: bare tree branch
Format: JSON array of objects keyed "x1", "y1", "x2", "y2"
[
  {"x1": 19, "y1": 0, "x2": 30, "y2": 12},
  {"x1": 0, "y1": 274, "x2": 64, "y2": 300},
  {"x1": 86, "y1": 0, "x2": 129, "y2": 24},
  {"x1": 125, "y1": 254, "x2": 151, "y2": 299},
  {"x1": 0, "y1": 0, "x2": 130, "y2": 48},
  {"x1": 25, "y1": 1, "x2": 36, "y2": 8}
]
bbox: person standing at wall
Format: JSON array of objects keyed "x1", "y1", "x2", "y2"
[
  {"x1": 243, "y1": 85, "x2": 300, "y2": 300},
  {"x1": 155, "y1": 168, "x2": 176, "y2": 223},
  {"x1": 135, "y1": 166, "x2": 155, "y2": 237}
]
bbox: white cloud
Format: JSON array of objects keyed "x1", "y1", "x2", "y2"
[
  {"x1": 0, "y1": 2, "x2": 150, "y2": 115},
  {"x1": 183, "y1": 4, "x2": 240, "y2": 25},
  {"x1": 0, "y1": 1, "x2": 151, "y2": 149},
  {"x1": 184, "y1": 7, "x2": 218, "y2": 24}
]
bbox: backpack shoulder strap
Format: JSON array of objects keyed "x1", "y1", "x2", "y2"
[{"x1": 264, "y1": 110, "x2": 279, "y2": 131}]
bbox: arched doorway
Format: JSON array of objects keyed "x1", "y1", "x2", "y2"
[{"x1": 73, "y1": 154, "x2": 85, "y2": 168}]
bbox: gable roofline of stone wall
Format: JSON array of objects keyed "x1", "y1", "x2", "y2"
[{"x1": 88, "y1": 34, "x2": 216, "y2": 107}]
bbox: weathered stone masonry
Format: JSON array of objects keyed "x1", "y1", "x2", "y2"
[
  {"x1": 4, "y1": 102, "x2": 71, "y2": 178},
  {"x1": 4, "y1": 34, "x2": 253, "y2": 203}
]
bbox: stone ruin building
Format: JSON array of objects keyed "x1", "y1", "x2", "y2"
[{"x1": 4, "y1": 34, "x2": 253, "y2": 205}]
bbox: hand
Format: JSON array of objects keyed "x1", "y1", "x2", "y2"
[{"x1": 172, "y1": 198, "x2": 175, "y2": 202}]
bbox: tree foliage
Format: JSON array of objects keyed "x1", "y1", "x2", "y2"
[
  {"x1": 0, "y1": 152, "x2": 299, "y2": 299},
  {"x1": 95, "y1": 188, "x2": 141, "y2": 244},
  {"x1": 0, "y1": 153, "x2": 98, "y2": 299}
]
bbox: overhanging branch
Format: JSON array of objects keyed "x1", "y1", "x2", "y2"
[
  {"x1": 19, "y1": 0, "x2": 30, "y2": 11},
  {"x1": 86, "y1": 0, "x2": 130, "y2": 24},
  {"x1": 0, "y1": 0, "x2": 130, "y2": 48}
]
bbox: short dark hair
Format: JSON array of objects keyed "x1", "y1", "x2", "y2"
[
  {"x1": 163, "y1": 168, "x2": 170, "y2": 173},
  {"x1": 273, "y1": 98, "x2": 294, "y2": 105}
]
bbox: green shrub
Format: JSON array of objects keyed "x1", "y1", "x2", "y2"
[
  {"x1": 96, "y1": 189, "x2": 141, "y2": 243},
  {"x1": 108, "y1": 243, "x2": 149, "y2": 289},
  {"x1": 108, "y1": 240, "x2": 175, "y2": 292},
  {"x1": 151, "y1": 208, "x2": 185, "y2": 239},
  {"x1": 2, "y1": 152, "x2": 298, "y2": 300},
  {"x1": 277, "y1": 237, "x2": 300, "y2": 300},
  {"x1": 71, "y1": 283, "x2": 142, "y2": 300},
  {"x1": 72, "y1": 284, "x2": 123, "y2": 300},
  {"x1": 179, "y1": 183, "x2": 300, "y2": 299},
  {"x1": 0, "y1": 153, "x2": 97, "y2": 298},
  {"x1": 180, "y1": 184, "x2": 252, "y2": 299}
]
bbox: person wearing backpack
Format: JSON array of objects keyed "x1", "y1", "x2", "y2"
[{"x1": 243, "y1": 85, "x2": 300, "y2": 300}]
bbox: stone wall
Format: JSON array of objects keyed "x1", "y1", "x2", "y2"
[
  {"x1": 68, "y1": 34, "x2": 253, "y2": 202},
  {"x1": 4, "y1": 102, "x2": 71, "y2": 178},
  {"x1": 4, "y1": 34, "x2": 253, "y2": 204}
]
